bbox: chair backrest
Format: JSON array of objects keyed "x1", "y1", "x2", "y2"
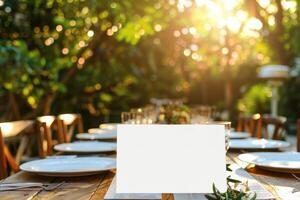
[
  {"x1": 0, "y1": 128, "x2": 19, "y2": 179},
  {"x1": 261, "y1": 115, "x2": 287, "y2": 140},
  {"x1": 58, "y1": 113, "x2": 84, "y2": 143},
  {"x1": 297, "y1": 119, "x2": 300, "y2": 152},
  {"x1": 37, "y1": 116, "x2": 66, "y2": 157},
  {"x1": 236, "y1": 114, "x2": 262, "y2": 138}
]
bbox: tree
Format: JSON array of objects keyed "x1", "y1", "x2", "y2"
[
  {"x1": 245, "y1": 0, "x2": 298, "y2": 65},
  {"x1": 0, "y1": 0, "x2": 178, "y2": 119},
  {"x1": 1, "y1": 0, "x2": 299, "y2": 123}
]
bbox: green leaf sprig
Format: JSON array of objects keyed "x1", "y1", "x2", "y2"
[{"x1": 205, "y1": 164, "x2": 257, "y2": 200}]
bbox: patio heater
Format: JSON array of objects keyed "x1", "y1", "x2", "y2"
[{"x1": 258, "y1": 65, "x2": 290, "y2": 116}]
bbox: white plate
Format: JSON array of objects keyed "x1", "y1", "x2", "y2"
[
  {"x1": 229, "y1": 138, "x2": 289, "y2": 150},
  {"x1": 227, "y1": 131, "x2": 251, "y2": 139},
  {"x1": 20, "y1": 157, "x2": 116, "y2": 177},
  {"x1": 76, "y1": 132, "x2": 117, "y2": 140},
  {"x1": 88, "y1": 128, "x2": 116, "y2": 134},
  {"x1": 54, "y1": 141, "x2": 116, "y2": 153},
  {"x1": 238, "y1": 152, "x2": 300, "y2": 173},
  {"x1": 99, "y1": 123, "x2": 118, "y2": 130}
]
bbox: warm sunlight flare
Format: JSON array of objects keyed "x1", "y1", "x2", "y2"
[
  {"x1": 181, "y1": 0, "x2": 264, "y2": 39},
  {"x1": 0, "y1": 123, "x2": 13, "y2": 135}
]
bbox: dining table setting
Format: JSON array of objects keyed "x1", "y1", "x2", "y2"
[{"x1": 1, "y1": 103, "x2": 300, "y2": 200}]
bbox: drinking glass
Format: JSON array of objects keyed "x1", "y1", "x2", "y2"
[
  {"x1": 205, "y1": 121, "x2": 231, "y2": 152},
  {"x1": 121, "y1": 112, "x2": 132, "y2": 124}
]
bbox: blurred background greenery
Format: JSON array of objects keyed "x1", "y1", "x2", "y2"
[{"x1": 0, "y1": 0, "x2": 300, "y2": 130}]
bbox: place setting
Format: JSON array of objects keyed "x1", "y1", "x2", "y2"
[
  {"x1": 99, "y1": 123, "x2": 118, "y2": 131},
  {"x1": 238, "y1": 152, "x2": 300, "y2": 173},
  {"x1": 77, "y1": 129, "x2": 117, "y2": 140},
  {"x1": 229, "y1": 138, "x2": 290, "y2": 150},
  {"x1": 19, "y1": 156, "x2": 116, "y2": 177},
  {"x1": 7, "y1": 139, "x2": 118, "y2": 180},
  {"x1": 54, "y1": 141, "x2": 117, "y2": 154},
  {"x1": 226, "y1": 131, "x2": 251, "y2": 139}
]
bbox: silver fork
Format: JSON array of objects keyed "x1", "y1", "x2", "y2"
[
  {"x1": 292, "y1": 173, "x2": 300, "y2": 182},
  {"x1": 0, "y1": 181, "x2": 65, "y2": 191}
]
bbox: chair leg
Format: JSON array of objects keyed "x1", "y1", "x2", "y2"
[
  {"x1": 57, "y1": 119, "x2": 66, "y2": 143},
  {"x1": 77, "y1": 115, "x2": 84, "y2": 133},
  {"x1": 37, "y1": 122, "x2": 47, "y2": 158},
  {"x1": 0, "y1": 130, "x2": 7, "y2": 179},
  {"x1": 256, "y1": 118, "x2": 263, "y2": 139},
  {"x1": 15, "y1": 136, "x2": 28, "y2": 166},
  {"x1": 297, "y1": 119, "x2": 300, "y2": 152},
  {"x1": 4, "y1": 145, "x2": 19, "y2": 173}
]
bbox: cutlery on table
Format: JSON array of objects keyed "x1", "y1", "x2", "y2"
[{"x1": 0, "y1": 181, "x2": 65, "y2": 191}]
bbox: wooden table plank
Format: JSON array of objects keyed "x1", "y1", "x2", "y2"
[
  {"x1": 90, "y1": 171, "x2": 115, "y2": 200},
  {"x1": 33, "y1": 174, "x2": 106, "y2": 200},
  {"x1": 0, "y1": 171, "x2": 53, "y2": 200}
]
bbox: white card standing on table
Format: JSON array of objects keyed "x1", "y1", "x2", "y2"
[{"x1": 117, "y1": 124, "x2": 227, "y2": 193}]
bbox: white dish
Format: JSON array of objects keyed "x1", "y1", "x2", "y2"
[
  {"x1": 229, "y1": 138, "x2": 289, "y2": 150},
  {"x1": 88, "y1": 128, "x2": 116, "y2": 134},
  {"x1": 238, "y1": 152, "x2": 300, "y2": 173},
  {"x1": 54, "y1": 141, "x2": 116, "y2": 153},
  {"x1": 99, "y1": 123, "x2": 118, "y2": 130},
  {"x1": 20, "y1": 157, "x2": 116, "y2": 177},
  {"x1": 76, "y1": 132, "x2": 117, "y2": 140},
  {"x1": 227, "y1": 131, "x2": 251, "y2": 139}
]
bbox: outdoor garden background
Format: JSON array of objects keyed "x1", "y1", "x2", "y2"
[{"x1": 1, "y1": 0, "x2": 300, "y2": 133}]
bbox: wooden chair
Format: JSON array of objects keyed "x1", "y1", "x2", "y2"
[
  {"x1": 0, "y1": 128, "x2": 19, "y2": 179},
  {"x1": 0, "y1": 120, "x2": 35, "y2": 166},
  {"x1": 58, "y1": 113, "x2": 84, "y2": 143},
  {"x1": 297, "y1": 119, "x2": 300, "y2": 152},
  {"x1": 261, "y1": 115, "x2": 287, "y2": 140},
  {"x1": 236, "y1": 114, "x2": 262, "y2": 138},
  {"x1": 36, "y1": 116, "x2": 65, "y2": 157}
]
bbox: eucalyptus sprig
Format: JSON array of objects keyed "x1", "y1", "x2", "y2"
[{"x1": 205, "y1": 164, "x2": 256, "y2": 200}]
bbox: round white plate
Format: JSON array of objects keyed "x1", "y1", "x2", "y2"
[
  {"x1": 88, "y1": 128, "x2": 116, "y2": 134},
  {"x1": 99, "y1": 123, "x2": 118, "y2": 130},
  {"x1": 20, "y1": 157, "x2": 116, "y2": 177},
  {"x1": 229, "y1": 138, "x2": 289, "y2": 150},
  {"x1": 76, "y1": 132, "x2": 117, "y2": 140},
  {"x1": 227, "y1": 131, "x2": 251, "y2": 139},
  {"x1": 54, "y1": 141, "x2": 116, "y2": 153},
  {"x1": 238, "y1": 152, "x2": 300, "y2": 173}
]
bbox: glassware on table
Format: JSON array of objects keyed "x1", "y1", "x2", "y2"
[
  {"x1": 190, "y1": 106, "x2": 214, "y2": 124},
  {"x1": 121, "y1": 112, "x2": 133, "y2": 124},
  {"x1": 219, "y1": 121, "x2": 231, "y2": 152},
  {"x1": 204, "y1": 121, "x2": 231, "y2": 152},
  {"x1": 121, "y1": 108, "x2": 155, "y2": 124}
]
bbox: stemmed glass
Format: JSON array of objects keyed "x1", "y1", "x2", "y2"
[
  {"x1": 204, "y1": 121, "x2": 231, "y2": 152},
  {"x1": 121, "y1": 107, "x2": 156, "y2": 124}
]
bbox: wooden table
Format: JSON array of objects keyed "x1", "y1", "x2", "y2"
[
  {"x1": 0, "y1": 120, "x2": 35, "y2": 165},
  {"x1": 1, "y1": 151, "x2": 300, "y2": 200}
]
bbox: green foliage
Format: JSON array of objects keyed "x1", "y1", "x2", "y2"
[
  {"x1": 0, "y1": 0, "x2": 300, "y2": 123},
  {"x1": 237, "y1": 84, "x2": 271, "y2": 115},
  {"x1": 162, "y1": 104, "x2": 190, "y2": 124},
  {"x1": 281, "y1": 76, "x2": 300, "y2": 121},
  {"x1": 205, "y1": 165, "x2": 257, "y2": 200}
]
